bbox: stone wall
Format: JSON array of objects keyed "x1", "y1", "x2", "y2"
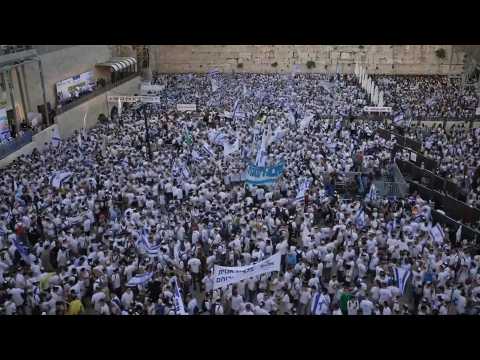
[{"x1": 150, "y1": 45, "x2": 465, "y2": 75}]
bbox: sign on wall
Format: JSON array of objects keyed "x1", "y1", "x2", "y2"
[
  {"x1": 56, "y1": 71, "x2": 96, "y2": 105},
  {"x1": 0, "y1": 104, "x2": 11, "y2": 142}
]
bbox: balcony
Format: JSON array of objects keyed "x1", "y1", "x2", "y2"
[{"x1": 56, "y1": 71, "x2": 141, "y2": 115}]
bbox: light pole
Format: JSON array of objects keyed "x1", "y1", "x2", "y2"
[{"x1": 142, "y1": 105, "x2": 153, "y2": 161}]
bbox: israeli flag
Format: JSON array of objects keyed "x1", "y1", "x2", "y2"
[
  {"x1": 393, "y1": 113, "x2": 404, "y2": 126},
  {"x1": 429, "y1": 223, "x2": 445, "y2": 244},
  {"x1": 49, "y1": 171, "x2": 73, "y2": 189},
  {"x1": 394, "y1": 266, "x2": 411, "y2": 295},
  {"x1": 456, "y1": 225, "x2": 462, "y2": 242},
  {"x1": 127, "y1": 272, "x2": 153, "y2": 287},
  {"x1": 211, "y1": 78, "x2": 218, "y2": 93},
  {"x1": 181, "y1": 163, "x2": 191, "y2": 179},
  {"x1": 200, "y1": 142, "x2": 215, "y2": 158},
  {"x1": 208, "y1": 68, "x2": 220, "y2": 76},
  {"x1": 51, "y1": 126, "x2": 61, "y2": 147},
  {"x1": 354, "y1": 208, "x2": 366, "y2": 230},
  {"x1": 295, "y1": 178, "x2": 311, "y2": 204},
  {"x1": 255, "y1": 142, "x2": 268, "y2": 167},
  {"x1": 243, "y1": 84, "x2": 248, "y2": 97},
  {"x1": 192, "y1": 149, "x2": 204, "y2": 162},
  {"x1": 135, "y1": 227, "x2": 162, "y2": 257},
  {"x1": 13, "y1": 236, "x2": 31, "y2": 264},
  {"x1": 365, "y1": 183, "x2": 378, "y2": 202},
  {"x1": 224, "y1": 138, "x2": 240, "y2": 157},
  {"x1": 171, "y1": 276, "x2": 188, "y2": 315},
  {"x1": 300, "y1": 113, "x2": 314, "y2": 130}
]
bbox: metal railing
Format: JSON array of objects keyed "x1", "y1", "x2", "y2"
[
  {"x1": 0, "y1": 130, "x2": 33, "y2": 160},
  {"x1": 56, "y1": 72, "x2": 140, "y2": 115}
]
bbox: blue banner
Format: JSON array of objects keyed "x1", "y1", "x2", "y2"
[{"x1": 245, "y1": 161, "x2": 285, "y2": 186}]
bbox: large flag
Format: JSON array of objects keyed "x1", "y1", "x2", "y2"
[
  {"x1": 295, "y1": 178, "x2": 311, "y2": 204},
  {"x1": 394, "y1": 266, "x2": 411, "y2": 295},
  {"x1": 51, "y1": 126, "x2": 61, "y2": 147},
  {"x1": 127, "y1": 272, "x2": 153, "y2": 287},
  {"x1": 171, "y1": 277, "x2": 188, "y2": 315}
]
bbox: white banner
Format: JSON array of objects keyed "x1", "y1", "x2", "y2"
[
  {"x1": 177, "y1": 104, "x2": 197, "y2": 112},
  {"x1": 213, "y1": 252, "x2": 281, "y2": 290},
  {"x1": 364, "y1": 106, "x2": 392, "y2": 113},
  {"x1": 107, "y1": 95, "x2": 160, "y2": 103},
  {"x1": 141, "y1": 84, "x2": 165, "y2": 93}
]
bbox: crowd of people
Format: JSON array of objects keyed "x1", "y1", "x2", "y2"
[
  {"x1": 1, "y1": 72, "x2": 480, "y2": 316},
  {"x1": 373, "y1": 75, "x2": 479, "y2": 120}
]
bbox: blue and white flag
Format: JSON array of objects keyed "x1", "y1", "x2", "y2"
[
  {"x1": 300, "y1": 113, "x2": 314, "y2": 130},
  {"x1": 393, "y1": 113, "x2": 404, "y2": 126},
  {"x1": 13, "y1": 236, "x2": 31, "y2": 264},
  {"x1": 354, "y1": 208, "x2": 366, "y2": 230},
  {"x1": 429, "y1": 223, "x2": 445, "y2": 244},
  {"x1": 171, "y1": 276, "x2": 188, "y2": 315},
  {"x1": 135, "y1": 227, "x2": 162, "y2": 257},
  {"x1": 49, "y1": 171, "x2": 73, "y2": 189},
  {"x1": 51, "y1": 126, "x2": 61, "y2": 147},
  {"x1": 243, "y1": 84, "x2": 248, "y2": 97},
  {"x1": 245, "y1": 161, "x2": 285, "y2": 187},
  {"x1": 387, "y1": 218, "x2": 397, "y2": 234},
  {"x1": 295, "y1": 178, "x2": 311, "y2": 204},
  {"x1": 456, "y1": 225, "x2": 462, "y2": 242},
  {"x1": 200, "y1": 142, "x2": 215, "y2": 158},
  {"x1": 255, "y1": 142, "x2": 268, "y2": 167},
  {"x1": 127, "y1": 272, "x2": 153, "y2": 287},
  {"x1": 365, "y1": 183, "x2": 378, "y2": 202},
  {"x1": 181, "y1": 163, "x2": 191, "y2": 179},
  {"x1": 192, "y1": 149, "x2": 204, "y2": 162},
  {"x1": 223, "y1": 138, "x2": 240, "y2": 157},
  {"x1": 394, "y1": 266, "x2": 411, "y2": 295},
  {"x1": 211, "y1": 78, "x2": 218, "y2": 93},
  {"x1": 311, "y1": 292, "x2": 330, "y2": 315}
]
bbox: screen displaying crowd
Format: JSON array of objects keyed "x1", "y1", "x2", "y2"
[{"x1": 1, "y1": 72, "x2": 479, "y2": 315}]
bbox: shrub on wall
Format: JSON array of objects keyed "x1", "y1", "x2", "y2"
[
  {"x1": 435, "y1": 48, "x2": 446, "y2": 59},
  {"x1": 306, "y1": 60, "x2": 316, "y2": 69},
  {"x1": 271, "y1": 62, "x2": 278, "y2": 67},
  {"x1": 359, "y1": 45, "x2": 364, "y2": 49},
  {"x1": 237, "y1": 63, "x2": 243, "y2": 69}
]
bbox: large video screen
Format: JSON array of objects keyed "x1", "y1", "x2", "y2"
[{"x1": 56, "y1": 71, "x2": 96, "y2": 106}]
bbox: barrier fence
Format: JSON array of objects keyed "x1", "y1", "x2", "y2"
[{"x1": 0, "y1": 131, "x2": 33, "y2": 160}]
